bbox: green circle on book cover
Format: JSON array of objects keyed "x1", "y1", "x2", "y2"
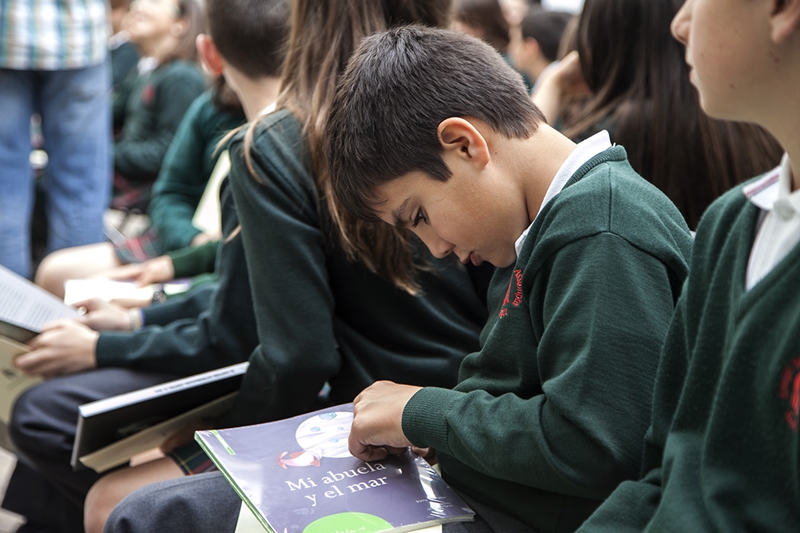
[{"x1": 303, "y1": 512, "x2": 392, "y2": 533}]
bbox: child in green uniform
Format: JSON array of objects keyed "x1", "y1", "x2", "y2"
[
  {"x1": 325, "y1": 27, "x2": 693, "y2": 533},
  {"x1": 576, "y1": 0, "x2": 800, "y2": 531}
]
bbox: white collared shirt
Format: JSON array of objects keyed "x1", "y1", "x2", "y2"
[
  {"x1": 745, "y1": 154, "x2": 799, "y2": 290},
  {"x1": 514, "y1": 131, "x2": 612, "y2": 256}
]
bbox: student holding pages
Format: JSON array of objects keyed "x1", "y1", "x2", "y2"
[
  {"x1": 87, "y1": 0, "x2": 492, "y2": 531},
  {"x1": 322, "y1": 27, "x2": 692, "y2": 533}
]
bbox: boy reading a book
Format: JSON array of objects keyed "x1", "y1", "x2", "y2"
[
  {"x1": 324, "y1": 26, "x2": 693, "y2": 533},
  {"x1": 575, "y1": 0, "x2": 800, "y2": 530}
]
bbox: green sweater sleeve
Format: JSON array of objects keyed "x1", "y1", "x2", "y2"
[
  {"x1": 575, "y1": 289, "x2": 690, "y2": 532},
  {"x1": 403, "y1": 232, "x2": 677, "y2": 501},
  {"x1": 148, "y1": 90, "x2": 245, "y2": 250},
  {"x1": 167, "y1": 240, "x2": 219, "y2": 278},
  {"x1": 114, "y1": 62, "x2": 206, "y2": 181}
]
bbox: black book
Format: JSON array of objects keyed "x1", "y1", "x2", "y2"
[{"x1": 71, "y1": 362, "x2": 248, "y2": 470}]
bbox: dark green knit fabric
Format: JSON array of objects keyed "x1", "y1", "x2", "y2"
[
  {"x1": 167, "y1": 239, "x2": 219, "y2": 278},
  {"x1": 216, "y1": 109, "x2": 491, "y2": 429},
  {"x1": 148, "y1": 89, "x2": 245, "y2": 250},
  {"x1": 95, "y1": 180, "x2": 257, "y2": 374},
  {"x1": 579, "y1": 174, "x2": 800, "y2": 533},
  {"x1": 114, "y1": 60, "x2": 206, "y2": 183},
  {"x1": 403, "y1": 147, "x2": 693, "y2": 533}
]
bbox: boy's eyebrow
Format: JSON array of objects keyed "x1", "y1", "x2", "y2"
[{"x1": 392, "y1": 199, "x2": 411, "y2": 228}]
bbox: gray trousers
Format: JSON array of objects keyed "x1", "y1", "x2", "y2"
[{"x1": 105, "y1": 471, "x2": 536, "y2": 533}]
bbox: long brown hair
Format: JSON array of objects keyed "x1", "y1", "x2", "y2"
[
  {"x1": 243, "y1": 0, "x2": 454, "y2": 293},
  {"x1": 564, "y1": 0, "x2": 781, "y2": 228}
]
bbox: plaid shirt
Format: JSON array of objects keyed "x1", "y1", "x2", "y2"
[{"x1": 0, "y1": 0, "x2": 107, "y2": 70}]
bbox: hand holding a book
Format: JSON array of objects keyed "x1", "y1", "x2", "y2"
[
  {"x1": 15, "y1": 319, "x2": 98, "y2": 378},
  {"x1": 73, "y1": 298, "x2": 135, "y2": 331},
  {"x1": 350, "y1": 380, "x2": 421, "y2": 462}
]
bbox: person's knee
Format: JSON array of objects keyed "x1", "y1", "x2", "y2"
[
  {"x1": 34, "y1": 247, "x2": 73, "y2": 297},
  {"x1": 34, "y1": 242, "x2": 118, "y2": 298},
  {"x1": 9, "y1": 384, "x2": 54, "y2": 452},
  {"x1": 85, "y1": 477, "x2": 118, "y2": 533}
]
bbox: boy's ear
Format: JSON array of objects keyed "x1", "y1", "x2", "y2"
[
  {"x1": 770, "y1": 0, "x2": 800, "y2": 43},
  {"x1": 436, "y1": 118, "x2": 491, "y2": 170},
  {"x1": 196, "y1": 34, "x2": 225, "y2": 76}
]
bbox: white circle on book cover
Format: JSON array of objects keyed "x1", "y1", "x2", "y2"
[{"x1": 295, "y1": 411, "x2": 353, "y2": 458}]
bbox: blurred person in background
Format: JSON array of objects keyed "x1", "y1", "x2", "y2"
[{"x1": 0, "y1": 0, "x2": 112, "y2": 279}]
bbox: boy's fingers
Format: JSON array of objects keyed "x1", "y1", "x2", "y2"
[{"x1": 351, "y1": 443, "x2": 389, "y2": 462}]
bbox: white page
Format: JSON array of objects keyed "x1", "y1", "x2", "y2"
[{"x1": 0, "y1": 264, "x2": 78, "y2": 332}]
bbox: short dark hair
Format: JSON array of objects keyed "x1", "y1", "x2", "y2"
[
  {"x1": 326, "y1": 25, "x2": 544, "y2": 221},
  {"x1": 520, "y1": 9, "x2": 572, "y2": 63},
  {"x1": 205, "y1": 0, "x2": 289, "y2": 78}
]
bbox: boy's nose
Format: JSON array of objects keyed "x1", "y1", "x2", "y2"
[{"x1": 419, "y1": 231, "x2": 453, "y2": 259}]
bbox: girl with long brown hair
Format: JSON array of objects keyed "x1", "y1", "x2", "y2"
[{"x1": 533, "y1": 0, "x2": 782, "y2": 228}]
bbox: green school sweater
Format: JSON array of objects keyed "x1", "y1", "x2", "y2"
[
  {"x1": 95, "y1": 180, "x2": 258, "y2": 374},
  {"x1": 216, "y1": 109, "x2": 491, "y2": 429},
  {"x1": 403, "y1": 147, "x2": 693, "y2": 533},
  {"x1": 149, "y1": 89, "x2": 245, "y2": 250},
  {"x1": 579, "y1": 175, "x2": 800, "y2": 532},
  {"x1": 114, "y1": 60, "x2": 206, "y2": 183}
]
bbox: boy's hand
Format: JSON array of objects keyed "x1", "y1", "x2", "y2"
[
  {"x1": 15, "y1": 320, "x2": 99, "y2": 378},
  {"x1": 73, "y1": 297, "x2": 133, "y2": 331},
  {"x1": 349, "y1": 381, "x2": 421, "y2": 462}
]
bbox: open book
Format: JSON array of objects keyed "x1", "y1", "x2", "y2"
[
  {"x1": 0, "y1": 264, "x2": 79, "y2": 422},
  {"x1": 0, "y1": 264, "x2": 79, "y2": 342},
  {"x1": 63, "y1": 278, "x2": 192, "y2": 307},
  {"x1": 196, "y1": 404, "x2": 474, "y2": 533}
]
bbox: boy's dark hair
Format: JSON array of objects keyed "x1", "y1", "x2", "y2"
[
  {"x1": 520, "y1": 9, "x2": 572, "y2": 63},
  {"x1": 325, "y1": 25, "x2": 545, "y2": 222},
  {"x1": 205, "y1": 0, "x2": 289, "y2": 78}
]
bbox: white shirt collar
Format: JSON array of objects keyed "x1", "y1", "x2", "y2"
[
  {"x1": 514, "y1": 131, "x2": 613, "y2": 256},
  {"x1": 258, "y1": 102, "x2": 277, "y2": 117},
  {"x1": 137, "y1": 56, "x2": 159, "y2": 75},
  {"x1": 744, "y1": 154, "x2": 797, "y2": 217}
]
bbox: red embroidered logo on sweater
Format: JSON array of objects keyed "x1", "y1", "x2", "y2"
[
  {"x1": 498, "y1": 269, "x2": 523, "y2": 317},
  {"x1": 141, "y1": 84, "x2": 156, "y2": 106},
  {"x1": 778, "y1": 355, "x2": 800, "y2": 431}
]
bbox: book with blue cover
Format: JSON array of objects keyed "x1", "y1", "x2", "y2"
[{"x1": 195, "y1": 404, "x2": 475, "y2": 533}]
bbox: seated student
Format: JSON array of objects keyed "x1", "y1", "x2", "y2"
[
  {"x1": 103, "y1": 23, "x2": 691, "y2": 533},
  {"x1": 6, "y1": 4, "x2": 290, "y2": 531},
  {"x1": 508, "y1": 7, "x2": 571, "y2": 91},
  {"x1": 35, "y1": 80, "x2": 245, "y2": 298},
  {"x1": 97, "y1": 1, "x2": 494, "y2": 532},
  {"x1": 18, "y1": 0, "x2": 489, "y2": 532},
  {"x1": 320, "y1": 26, "x2": 694, "y2": 533},
  {"x1": 109, "y1": 0, "x2": 207, "y2": 211},
  {"x1": 576, "y1": 0, "x2": 800, "y2": 531},
  {"x1": 531, "y1": 0, "x2": 782, "y2": 229}
]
